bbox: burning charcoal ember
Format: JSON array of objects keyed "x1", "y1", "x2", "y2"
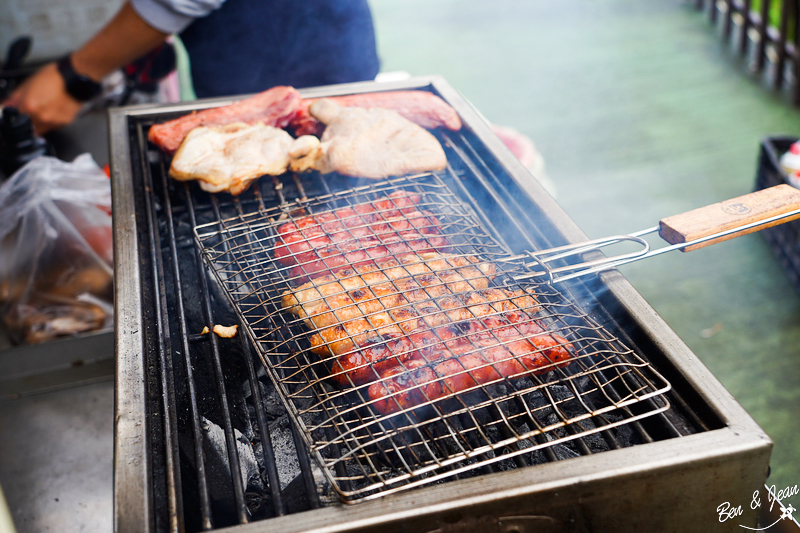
[
  {"x1": 265, "y1": 416, "x2": 302, "y2": 491},
  {"x1": 243, "y1": 377, "x2": 286, "y2": 422}
]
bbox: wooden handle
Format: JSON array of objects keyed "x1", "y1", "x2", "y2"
[{"x1": 658, "y1": 184, "x2": 800, "y2": 251}]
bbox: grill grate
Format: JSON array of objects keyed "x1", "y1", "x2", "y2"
[
  {"x1": 194, "y1": 169, "x2": 672, "y2": 502},
  {"x1": 119, "y1": 89, "x2": 706, "y2": 530},
  {"x1": 112, "y1": 79, "x2": 781, "y2": 533}
]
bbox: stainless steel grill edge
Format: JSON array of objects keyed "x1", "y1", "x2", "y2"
[{"x1": 110, "y1": 75, "x2": 771, "y2": 532}]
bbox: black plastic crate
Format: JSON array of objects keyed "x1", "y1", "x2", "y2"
[{"x1": 754, "y1": 136, "x2": 800, "y2": 294}]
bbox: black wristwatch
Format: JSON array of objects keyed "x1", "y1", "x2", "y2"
[{"x1": 56, "y1": 55, "x2": 102, "y2": 101}]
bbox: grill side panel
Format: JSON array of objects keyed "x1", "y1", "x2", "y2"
[
  {"x1": 209, "y1": 432, "x2": 770, "y2": 533},
  {"x1": 111, "y1": 109, "x2": 155, "y2": 533}
]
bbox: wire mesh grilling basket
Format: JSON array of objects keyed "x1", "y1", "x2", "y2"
[{"x1": 194, "y1": 172, "x2": 672, "y2": 503}]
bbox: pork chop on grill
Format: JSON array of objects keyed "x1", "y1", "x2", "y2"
[{"x1": 289, "y1": 99, "x2": 448, "y2": 179}]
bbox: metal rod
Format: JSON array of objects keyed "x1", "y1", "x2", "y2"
[
  {"x1": 189, "y1": 184, "x2": 288, "y2": 517},
  {"x1": 201, "y1": 197, "x2": 250, "y2": 525},
  {"x1": 141, "y1": 144, "x2": 188, "y2": 533},
  {"x1": 239, "y1": 334, "x2": 287, "y2": 516}
]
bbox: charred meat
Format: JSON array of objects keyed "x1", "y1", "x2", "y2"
[
  {"x1": 281, "y1": 252, "x2": 497, "y2": 385},
  {"x1": 368, "y1": 309, "x2": 573, "y2": 415}
]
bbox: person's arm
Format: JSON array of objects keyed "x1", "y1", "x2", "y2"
[{"x1": 3, "y1": 2, "x2": 169, "y2": 134}]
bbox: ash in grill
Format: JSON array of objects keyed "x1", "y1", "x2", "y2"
[{"x1": 111, "y1": 79, "x2": 767, "y2": 533}]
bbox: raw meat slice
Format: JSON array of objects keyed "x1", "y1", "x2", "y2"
[
  {"x1": 148, "y1": 85, "x2": 303, "y2": 155},
  {"x1": 289, "y1": 90, "x2": 462, "y2": 136}
]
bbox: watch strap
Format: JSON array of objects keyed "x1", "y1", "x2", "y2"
[{"x1": 56, "y1": 55, "x2": 102, "y2": 102}]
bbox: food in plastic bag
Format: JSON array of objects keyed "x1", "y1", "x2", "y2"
[{"x1": 0, "y1": 154, "x2": 113, "y2": 344}]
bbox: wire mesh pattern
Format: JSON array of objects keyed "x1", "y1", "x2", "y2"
[{"x1": 194, "y1": 172, "x2": 672, "y2": 502}]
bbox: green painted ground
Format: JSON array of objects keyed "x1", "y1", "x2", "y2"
[{"x1": 371, "y1": 0, "x2": 800, "y2": 496}]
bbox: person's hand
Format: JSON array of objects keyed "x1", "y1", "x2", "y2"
[
  {"x1": 3, "y1": 63, "x2": 84, "y2": 135},
  {"x1": 3, "y1": 1, "x2": 169, "y2": 135}
]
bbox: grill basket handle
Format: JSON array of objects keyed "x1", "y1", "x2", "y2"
[{"x1": 658, "y1": 184, "x2": 800, "y2": 251}]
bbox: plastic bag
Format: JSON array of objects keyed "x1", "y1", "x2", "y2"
[{"x1": 0, "y1": 154, "x2": 113, "y2": 344}]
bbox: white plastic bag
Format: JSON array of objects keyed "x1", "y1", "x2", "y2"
[{"x1": 0, "y1": 154, "x2": 113, "y2": 344}]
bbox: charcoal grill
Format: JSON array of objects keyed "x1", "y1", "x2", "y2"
[{"x1": 110, "y1": 76, "x2": 772, "y2": 532}]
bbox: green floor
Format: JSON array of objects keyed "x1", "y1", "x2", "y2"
[{"x1": 370, "y1": 0, "x2": 800, "y2": 494}]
